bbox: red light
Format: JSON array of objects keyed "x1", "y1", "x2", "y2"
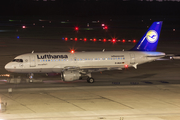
[
  {"x1": 71, "y1": 50, "x2": 75, "y2": 53},
  {"x1": 133, "y1": 39, "x2": 136, "y2": 43},
  {"x1": 75, "y1": 27, "x2": 79, "y2": 31},
  {"x1": 84, "y1": 38, "x2": 87, "y2": 41},
  {"x1": 112, "y1": 38, "x2": 116, "y2": 43},
  {"x1": 104, "y1": 26, "x2": 108, "y2": 30},
  {"x1": 65, "y1": 37, "x2": 68, "y2": 41},
  {"x1": 93, "y1": 38, "x2": 96, "y2": 42},
  {"x1": 74, "y1": 38, "x2": 78, "y2": 41},
  {"x1": 103, "y1": 39, "x2": 106, "y2": 42},
  {"x1": 124, "y1": 64, "x2": 128, "y2": 68},
  {"x1": 122, "y1": 39, "x2": 125, "y2": 43}
]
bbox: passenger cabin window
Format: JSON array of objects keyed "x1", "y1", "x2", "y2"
[{"x1": 12, "y1": 59, "x2": 23, "y2": 62}]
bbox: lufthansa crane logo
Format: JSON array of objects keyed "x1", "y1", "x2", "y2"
[{"x1": 146, "y1": 30, "x2": 158, "y2": 43}]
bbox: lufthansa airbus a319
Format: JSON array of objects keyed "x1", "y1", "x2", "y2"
[{"x1": 5, "y1": 21, "x2": 165, "y2": 83}]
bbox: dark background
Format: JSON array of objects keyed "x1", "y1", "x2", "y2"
[
  {"x1": 0, "y1": 0, "x2": 180, "y2": 16},
  {"x1": 0, "y1": 0, "x2": 179, "y2": 56}
]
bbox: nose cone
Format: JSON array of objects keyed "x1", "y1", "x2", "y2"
[{"x1": 5, "y1": 63, "x2": 11, "y2": 71}]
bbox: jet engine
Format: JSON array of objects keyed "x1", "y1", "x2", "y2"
[{"x1": 61, "y1": 70, "x2": 81, "y2": 81}]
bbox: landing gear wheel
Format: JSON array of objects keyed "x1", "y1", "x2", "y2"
[{"x1": 87, "y1": 77, "x2": 94, "y2": 83}]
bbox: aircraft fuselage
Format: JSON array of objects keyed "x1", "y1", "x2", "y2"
[{"x1": 5, "y1": 51, "x2": 165, "y2": 73}]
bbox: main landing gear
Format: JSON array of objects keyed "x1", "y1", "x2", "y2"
[
  {"x1": 80, "y1": 72, "x2": 94, "y2": 83},
  {"x1": 86, "y1": 73, "x2": 94, "y2": 83},
  {"x1": 87, "y1": 77, "x2": 94, "y2": 83}
]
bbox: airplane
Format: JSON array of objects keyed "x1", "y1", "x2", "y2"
[{"x1": 5, "y1": 21, "x2": 165, "y2": 83}]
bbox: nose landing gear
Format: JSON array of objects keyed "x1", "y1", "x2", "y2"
[{"x1": 27, "y1": 73, "x2": 34, "y2": 83}]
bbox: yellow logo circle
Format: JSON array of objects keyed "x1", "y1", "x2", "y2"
[{"x1": 146, "y1": 30, "x2": 158, "y2": 43}]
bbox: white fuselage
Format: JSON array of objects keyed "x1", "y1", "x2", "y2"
[{"x1": 5, "y1": 51, "x2": 165, "y2": 73}]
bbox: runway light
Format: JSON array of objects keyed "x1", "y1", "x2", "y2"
[
  {"x1": 103, "y1": 26, "x2": 108, "y2": 30},
  {"x1": 75, "y1": 27, "x2": 79, "y2": 31},
  {"x1": 22, "y1": 26, "x2": 26, "y2": 29},
  {"x1": 101, "y1": 24, "x2": 105, "y2": 27},
  {"x1": 84, "y1": 38, "x2": 87, "y2": 41},
  {"x1": 103, "y1": 38, "x2": 106, "y2": 42},
  {"x1": 93, "y1": 38, "x2": 96, "y2": 42},
  {"x1": 65, "y1": 37, "x2": 68, "y2": 41},
  {"x1": 0, "y1": 74, "x2": 10, "y2": 77},
  {"x1": 133, "y1": 39, "x2": 136, "y2": 43},
  {"x1": 122, "y1": 39, "x2": 126, "y2": 43},
  {"x1": 74, "y1": 38, "x2": 78, "y2": 41},
  {"x1": 112, "y1": 38, "x2": 116, "y2": 43},
  {"x1": 17, "y1": 36, "x2": 19, "y2": 39}
]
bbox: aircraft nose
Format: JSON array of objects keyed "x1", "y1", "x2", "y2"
[{"x1": 5, "y1": 63, "x2": 11, "y2": 71}]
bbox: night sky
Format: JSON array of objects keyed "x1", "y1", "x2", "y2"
[{"x1": 0, "y1": 0, "x2": 180, "y2": 16}]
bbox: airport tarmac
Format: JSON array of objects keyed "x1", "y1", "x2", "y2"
[
  {"x1": 0, "y1": 84, "x2": 180, "y2": 120},
  {"x1": 0, "y1": 16, "x2": 180, "y2": 120},
  {"x1": 0, "y1": 60, "x2": 180, "y2": 120}
]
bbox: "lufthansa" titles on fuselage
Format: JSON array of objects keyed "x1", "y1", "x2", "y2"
[{"x1": 37, "y1": 54, "x2": 68, "y2": 59}]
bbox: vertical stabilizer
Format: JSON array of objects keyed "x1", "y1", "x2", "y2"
[{"x1": 131, "y1": 21, "x2": 163, "y2": 51}]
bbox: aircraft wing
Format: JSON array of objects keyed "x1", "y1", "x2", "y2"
[{"x1": 63, "y1": 65, "x2": 123, "y2": 73}]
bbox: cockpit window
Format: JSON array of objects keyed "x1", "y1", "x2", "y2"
[{"x1": 12, "y1": 59, "x2": 23, "y2": 62}]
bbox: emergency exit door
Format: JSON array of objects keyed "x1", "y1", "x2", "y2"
[{"x1": 130, "y1": 53, "x2": 135, "y2": 64}]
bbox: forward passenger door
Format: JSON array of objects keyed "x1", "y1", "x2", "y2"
[{"x1": 29, "y1": 55, "x2": 36, "y2": 67}]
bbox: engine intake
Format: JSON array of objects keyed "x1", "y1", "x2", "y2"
[{"x1": 61, "y1": 70, "x2": 81, "y2": 81}]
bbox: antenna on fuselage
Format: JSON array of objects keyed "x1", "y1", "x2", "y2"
[{"x1": 32, "y1": 50, "x2": 34, "y2": 53}]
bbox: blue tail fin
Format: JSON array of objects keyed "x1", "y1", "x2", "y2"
[{"x1": 131, "y1": 21, "x2": 163, "y2": 51}]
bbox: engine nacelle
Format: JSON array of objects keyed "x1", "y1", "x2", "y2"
[{"x1": 61, "y1": 70, "x2": 81, "y2": 81}]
